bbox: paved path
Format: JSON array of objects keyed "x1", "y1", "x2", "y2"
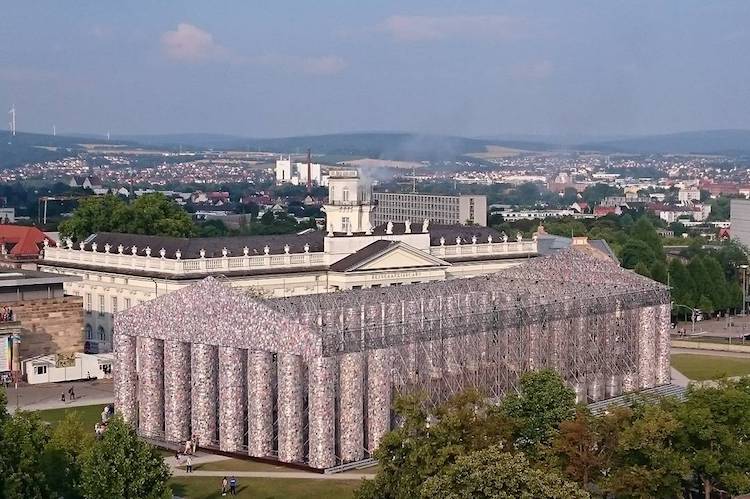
[
  {"x1": 4, "y1": 378, "x2": 113, "y2": 413},
  {"x1": 670, "y1": 367, "x2": 690, "y2": 387},
  {"x1": 173, "y1": 469, "x2": 374, "y2": 480}
]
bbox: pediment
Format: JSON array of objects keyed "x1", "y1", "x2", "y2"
[{"x1": 342, "y1": 241, "x2": 449, "y2": 272}]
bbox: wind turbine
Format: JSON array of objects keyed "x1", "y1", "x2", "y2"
[{"x1": 8, "y1": 105, "x2": 16, "y2": 136}]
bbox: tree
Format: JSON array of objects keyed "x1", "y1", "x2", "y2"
[
  {"x1": 421, "y1": 446, "x2": 589, "y2": 499},
  {"x1": 59, "y1": 194, "x2": 130, "y2": 240},
  {"x1": 356, "y1": 391, "x2": 516, "y2": 499},
  {"x1": 41, "y1": 411, "x2": 94, "y2": 499},
  {"x1": 554, "y1": 407, "x2": 631, "y2": 491},
  {"x1": 80, "y1": 416, "x2": 171, "y2": 499},
  {"x1": 669, "y1": 259, "x2": 697, "y2": 312},
  {"x1": 675, "y1": 379, "x2": 750, "y2": 498},
  {"x1": 501, "y1": 369, "x2": 576, "y2": 449},
  {"x1": 630, "y1": 217, "x2": 663, "y2": 260},
  {"x1": 0, "y1": 411, "x2": 52, "y2": 498},
  {"x1": 649, "y1": 260, "x2": 669, "y2": 284},
  {"x1": 619, "y1": 239, "x2": 657, "y2": 270},
  {"x1": 634, "y1": 261, "x2": 651, "y2": 278},
  {"x1": 59, "y1": 193, "x2": 194, "y2": 240},
  {"x1": 603, "y1": 403, "x2": 691, "y2": 499},
  {"x1": 124, "y1": 193, "x2": 194, "y2": 237}
]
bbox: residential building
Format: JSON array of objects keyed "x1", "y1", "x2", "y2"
[
  {"x1": 0, "y1": 225, "x2": 57, "y2": 269},
  {"x1": 372, "y1": 192, "x2": 487, "y2": 226},
  {"x1": 731, "y1": 199, "x2": 750, "y2": 248},
  {"x1": 678, "y1": 187, "x2": 701, "y2": 203}
]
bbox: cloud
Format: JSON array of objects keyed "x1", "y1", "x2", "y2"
[
  {"x1": 161, "y1": 23, "x2": 228, "y2": 63},
  {"x1": 159, "y1": 23, "x2": 344, "y2": 74},
  {"x1": 511, "y1": 60, "x2": 553, "y2": 81},
  {"x1": 379, "y1": 15, "x2": 524, "y2": 42}
]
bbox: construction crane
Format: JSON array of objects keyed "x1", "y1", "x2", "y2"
[{"x1": 37, "y1": 195, "x2": 87, "y2": 225}]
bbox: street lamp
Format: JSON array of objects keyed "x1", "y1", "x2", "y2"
[
  {"x1": 740, "y1": 265, "x2": 748, "y2": 316},
  {"x1": 673, "y1": 303, "x2": 698, "y2": 336}
]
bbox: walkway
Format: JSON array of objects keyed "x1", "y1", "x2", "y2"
[
  {"x1": 4, "y1": 378, "x2": 113, "y2": 413},
  {"x1": 672, "y1": 347, "x2": 750, "y2": 359},
  {"x1": 172, "y1": 469, "x2": 374, "y2": 480}
]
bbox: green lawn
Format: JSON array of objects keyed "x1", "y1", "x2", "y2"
[
  {"x1": 36, "y1": 404, "x2": 107, "y2": 429},
  {"x1": 168, "y1": 477, "x2": 360, "y2": 499},
  {"x1": 671, "y1": 354, "x2": 750, "y2": 381}
]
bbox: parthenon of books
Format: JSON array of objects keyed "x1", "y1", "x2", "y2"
[{"x1": 114, "y1": 247, "x2": 671, "y2": 469}]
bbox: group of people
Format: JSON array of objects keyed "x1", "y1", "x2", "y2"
[
  {"x1": 220, "y1": 476, "x2": 238, "y2": 496},
  {"x1": 94, "y1": 404, "x2": 114, "y2": 438},
  {"x1": 60, "y1": 385, "x2": 76, "y2": 402},
  {"x1": 0, "y1": 306, "x2": 14, "y2": 322},
  {"x1": 174, "y1": 435, "x2": 200, "y2": 473}
]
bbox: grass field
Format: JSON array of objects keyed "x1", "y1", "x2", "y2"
[
  {"x1": 671, "y1": 354, "x2": 750, "y2": 381},
  {"x1": 35, "y1": 403, "x2": 106, "y2": 428},
  {"x1": 168, "y1": 477, "x2": 360, "y2": 499}
]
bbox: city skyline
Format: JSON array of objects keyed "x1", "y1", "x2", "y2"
[{"x1": 1, "y1": 1, "x2": 749, "y2": 137}]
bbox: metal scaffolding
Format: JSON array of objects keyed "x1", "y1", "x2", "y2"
[{"x1": 114, "y1": 248, "x2": 671, "y2": 469}]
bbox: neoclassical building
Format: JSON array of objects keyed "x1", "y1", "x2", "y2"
[
  {"x1": 40, "y1": 169, "x2": 613, "y2": 353},
  {"x1": 114, "y1": 247, "x2": 670, "y2": 470}
]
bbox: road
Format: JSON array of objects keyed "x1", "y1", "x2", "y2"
[{"x1": 3, "y1": 378, "x2": 113, "y2": 413}]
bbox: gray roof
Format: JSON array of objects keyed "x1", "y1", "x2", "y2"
[{"x1": 86, "y1": 231, "x2": 324, "y2": 259}]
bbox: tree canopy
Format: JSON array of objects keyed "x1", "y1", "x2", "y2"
[{"x1": 59, "y1": 193, "x2": 194, "y2": 240}]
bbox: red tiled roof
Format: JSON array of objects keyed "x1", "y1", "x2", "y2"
[{"x1": 0, "y1": 225, "x2": 55, "y2": 257}]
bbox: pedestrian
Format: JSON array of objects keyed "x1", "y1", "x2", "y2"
[
  {"x1": 184, "y1": 439, "x2": 192, "y2": 455},
  {"x1": 185, "y1": 455, "x2": 193, "y2": 473},
  {"x1": 229, "y1": 476, "x2": 237, "y2": 496},
  {"x1": 68, "y1": 386, "x2": 76, "y2": 401},
  {"x1": 61, "y1": 392, "x2": 66, "y2": 403},
  {"x1": 192, "y1": 434, "x2": 198, "y2": 454},
  {"x1": 221, "y1": 477, "x2": 228, "y2": 496}
]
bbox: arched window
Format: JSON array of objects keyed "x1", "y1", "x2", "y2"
[
  {"x1": 85, "y1": 324, "x2": 93, "y2": 340},
  {"x1": 97, "y1": 326, "x2": 106, "y2": 341}
]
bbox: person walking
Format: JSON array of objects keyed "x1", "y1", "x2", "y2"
[
  {"x1": 184, "y1": 439, "x2": 192, "y2": 455},
  {"x1": 229, "y1": 476, "x2": 237, "y2": 496},
  {"x1": 61, "y1": 392, "x2": 66, "y2": 403},
  {"x1": 185, "y1": 455, "x2": 193, "y2": 473},
  {"x1": 221, "y1": 477, "x2": 228, "y2": 496},
  {"x1": 68, "y1": 386, "x2": 76, "y2": 401}
]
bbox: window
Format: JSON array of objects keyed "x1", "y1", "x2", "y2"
[
  {"x1": 35, "y1": 365, "x2": 47, "y2": 375},
  {"x1": 111, "y1": 297, "x2": 118, "y2": 315},
  {"x1": 341, "y1": 217, "x2": 351, "y2": 233},
  {"x1": 124, "y1": 298, "x2": 131, "y2": 310},
  {"x1": 85, "y1": 293, "x2": 92, "y2": 314},
  {"x1": 342, "y1": 187, "x2": 350, "y2": 202},
  {"x1": 85, "y1": 324, "x2": 93, "y2": 340},
  {"x1": 98, "y1": 295, "x2": 105, "y2": 316},
  {"x1": 97, "y1": 326, "x2": 106, "y2": 341}
]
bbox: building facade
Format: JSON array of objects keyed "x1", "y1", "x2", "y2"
[
  {"x1": 0, "y1": 269, "x2": 84, "y2": 373},
  {"x1": 40, "y1": 169, "x2": 611, "y2": 354},
  {"x1": 372, "y1": 192, "x2": 487, "y2": 227},
  {"x1": 114, "y1": 248, "x2": 670, "y2": 470},
  {"x1": 731, "y1": 199, "x2": 750, "y2": 248}
]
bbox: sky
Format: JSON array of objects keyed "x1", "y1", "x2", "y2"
[{"x1": 1, "y1": 1, "x2": 749, "y2": 138}]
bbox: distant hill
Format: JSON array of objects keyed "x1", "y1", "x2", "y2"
[
  {"x1": 0, "y1": 130, "x2": 99, "y2": 168},
  {"x1": 120, "y1": 132, "x2": 561, "y2": 161},
  {"x1": 579, "y1": 129, "x2": 750, "y2": 155}
]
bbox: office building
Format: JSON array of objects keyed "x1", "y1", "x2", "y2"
[{"x1": 372, "y1": 192, "x2": 487, "y2": 227}]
